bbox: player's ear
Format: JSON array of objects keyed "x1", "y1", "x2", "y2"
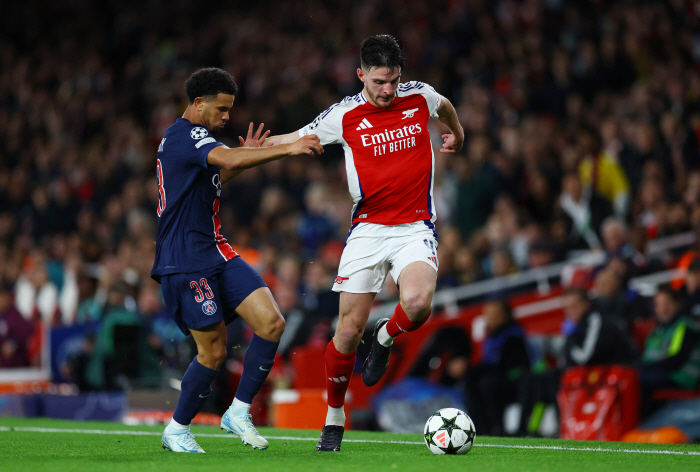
[
  {"x1": 357, "y1": 68, "x2": 365, "y2": 83},
  {"x1": 195, "y1": 97, "x2": 206, "y2": 112}
]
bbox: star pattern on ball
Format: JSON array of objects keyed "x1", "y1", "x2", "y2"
[
  {"x1": 443, "y1": 439, "x2": 461, "y2": 454},
  {"x1": 440, "y1": 416, "x2": 458, "y2": 435}
]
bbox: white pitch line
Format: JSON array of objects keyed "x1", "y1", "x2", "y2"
[{"x1": 1, "y1": 426, "x2": 699, "y2": 456}]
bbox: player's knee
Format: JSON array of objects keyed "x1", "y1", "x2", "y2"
[
  {"x1": 269, "y1": 314, "x2": 286, "y2": 340},
  {"x1": 212, "y1": 344, "x2": 228, "y2": 366},
  {"x1": 258, "y1": 314, "x2": 285, "y2": 342},
  {"x1": 199, "y1": 345, "x2": 227, "y2": 369},
  {"x1": 335, "y1": 324, "x2": 364, "y2": 351},
  {"x1": 401, "y1": 290, "x2": 433, "y2": 319}
]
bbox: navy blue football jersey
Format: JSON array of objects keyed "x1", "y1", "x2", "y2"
[{"x1": 151, "y1": 118, "x2": 238, "y2": 282}]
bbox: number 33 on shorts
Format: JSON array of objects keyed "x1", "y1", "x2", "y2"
[{"x1": 190, "y1": 278, "x2": 214, "y2": 302}]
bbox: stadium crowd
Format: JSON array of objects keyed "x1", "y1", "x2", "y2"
[{"x1": 2, "y1": 0, "x2": 700, "y2": 430}]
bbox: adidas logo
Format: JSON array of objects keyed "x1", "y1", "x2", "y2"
[
  {"x1": 356, "y1": 118, "x2": 373, "y2": 130},
  {"x1": 328, "y1": 376, "x2": 348, "y2": 383}
]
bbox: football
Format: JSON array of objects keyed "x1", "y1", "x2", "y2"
[{"x1": 423, "y1": 408, "x2": 476, "y2": 455}]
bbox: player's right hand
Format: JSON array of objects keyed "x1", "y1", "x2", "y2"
[{"x1": 290, "y1": 134, "x2": 323, "y2": 156}]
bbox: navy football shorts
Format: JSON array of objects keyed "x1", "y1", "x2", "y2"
[{"x1": 160, "y1": 256, "x2": 267, "y2": 336}]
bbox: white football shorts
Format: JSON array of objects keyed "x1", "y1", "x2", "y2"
[{"x1": 332, "y1": 221, "x2": 439, "y2": 294}]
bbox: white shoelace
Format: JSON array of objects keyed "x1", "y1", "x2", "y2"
[
  {"x1": 175, "y1": 431, "x2": 202, "y2": 450},
  {"x1": 236, "y1": 414, "x2": 261, "y2": 435}
]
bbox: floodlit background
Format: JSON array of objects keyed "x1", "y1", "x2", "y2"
[{"x1": 1, "y1": 0, "x2": 700, "y2": 440}]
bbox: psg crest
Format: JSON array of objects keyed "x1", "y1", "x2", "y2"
[{"x1": 202, "y1": 300, "x2": 217, "y2": 315}]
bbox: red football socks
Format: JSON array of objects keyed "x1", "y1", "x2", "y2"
[
  {"x1": 325, "y1": 339, "x2": 356, "y2": 408},
  {"x1": 385, "y1": 303, "x2": 431, "y2": 338}
]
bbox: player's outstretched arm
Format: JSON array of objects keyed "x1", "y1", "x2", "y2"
[
  {"x1": 207, "y1": 134, "x2": 323, "y2": 172},
  {"x1": 436, "y1": 95, "x2": 464, "y2": 153},
  {"x1": 222, "y1": 122, "x2": 271, "y2": 183},
  {"x1": 262, "y1": 132, "x2": 300, "y2": 147}
]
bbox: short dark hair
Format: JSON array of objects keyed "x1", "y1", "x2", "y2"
[
  {"x1": 184, "y1": 67, "x2": 238, "y2": 103},
  {"x1": 656, "y1": 283, "x2": 681, "y2": 302},
  {"x1": 360, "y1": 35, "x2": 405, "y2": 72},
  {"x1": 564, "y1": 286, "x2": 590, "y2": 304},
  {"x1": 487, "y1": 297, "x2": 514, "y2": 323}
]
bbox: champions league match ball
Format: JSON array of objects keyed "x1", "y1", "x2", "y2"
[{"x1": 423, "y1": 408, "x2": 476, "y2": 455}]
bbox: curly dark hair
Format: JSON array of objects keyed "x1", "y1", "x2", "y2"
[
  {"x1": 360, "y1": 34, "x2": 405, "y2": 72},
  {"x1": 184, "y1": 67, "x2": 238, "y2": 103}
]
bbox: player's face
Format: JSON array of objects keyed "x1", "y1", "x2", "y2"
[
  {"x1": 358, "y1": 66, "x2": 401, "y2": 108},
  {"x1": 200, "y1": 93, "x2": 234, "y2": 133}
]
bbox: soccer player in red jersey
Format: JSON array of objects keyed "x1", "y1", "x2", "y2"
[{"x1": 266, "y1": 35, "x2": 464, "y2": 451}]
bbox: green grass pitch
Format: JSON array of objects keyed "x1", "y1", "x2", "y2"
[{"x1": 1, "y1": 417, "x2": 699, "y2": 472}]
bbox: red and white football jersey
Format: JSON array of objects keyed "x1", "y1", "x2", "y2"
[{"x1": 299, "y1": 81, "x2": 441, "y2": 227}]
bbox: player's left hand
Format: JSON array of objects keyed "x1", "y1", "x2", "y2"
[
  {"x1": 440, "y1": 134, "x2": 464, "y2": 153},
  {"x1": 239, "y1": 122, "x2": 271, "y2": 148}
]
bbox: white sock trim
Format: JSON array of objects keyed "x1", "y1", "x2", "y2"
[
  {"x1": 377, "y1": 324, "x2": 395, "y2": 347},
  {"x1": 167, "y1": 418, "x2": 189, "y2": 432},
  {"x1": 231, "y1": 397, "x2": 251, "y2": 414},
  {"x1": 325, "y1": 406, "x2": 346, "y2": 426}
]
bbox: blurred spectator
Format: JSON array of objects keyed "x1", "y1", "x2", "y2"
[
  {"x1": 518, "y1": 286, "x2": 637, "y2": 436},
  {"x1": 527, "y1": 239, "x2": 559, "y2": 269},
  {"x1": 489, "y1": 246, "x2": 517, "y2": 278},
  {"x1": 561, "y1": 286, "x2": 637, "y2": 368},
  {"x1": 671, "y1": 225, "x2": 700, "y2": 291},
  {"x1": 589, "y1": 266, "x2": 631, "y2": 332},
  {"x1": 274, "y1": 283, "x2": 326, "y2": 357},
  {"x1": 632, "y1": 176, "x2": 668, "y2": 240},
  {"x1": 87, "y1": 281, "x2": 162, "y2": 390},
  {"x1": 409, "y1": 327, "x2": 472, "y2": 387},
  {"x1": 14, "y1": 251, "x2": 59, "y2": 323},
  {"x1": 557, "y1": 173, "x2": 612, "y2": 251},
  {"x1": 600, "y1": 216, "x2": 650, "y2": 282},
  {"x1": 639, "y1": 285, "x2": 700, "y2": 417},
  {"x1": 456, "y1": 135, "x2": 500, "y2": 239},
  {"x1": 66, "y1": 334, "x2": 97, "y2": 391},
  {"x1": 137, "y1": 281, "x2": 186, "y2": 369},
  {"x1": 681, "y1": 258, "x2": 700, "y2": 319},
  {"x1": 300, "y1": 259, "x2": 339, "y2": 321},
  {"x1": 465, "y1": 299, "x2": 532, "y2": 436},
  {"x1": 0, "y1": 280, "x2": 35, "y2": 367},
  {"x1": 577, "y1": 125, "x2": 631, "y2": 218},
  {"x1": 297, "y1": 183, "x2": 337, "y2": 259}
]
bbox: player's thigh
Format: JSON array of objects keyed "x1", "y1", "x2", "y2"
[
  {"x1": 234, "y1": 287, "x2": 285, "y2": 341},
  {"x1": 161, "y1": 269, "x2": 226, "y2": 335},
  {"x1": 218, "y1": 256, "x2": 268, "y2": 315},
  {"x1": 332, "y1": 225, "x2": 390, "y2": 294},
  {"x1": 218, "y1": 257, "x2": 282, "y2": 340},
  {"x1": 397, "y1": 261, "x2": 438, "y2": 296},
  {"x1": 390, "y1": 227, "x2": 438, "y2": 307},
  {"x1": 390, "y1": 225, "x2": 438, "y2": 286}
]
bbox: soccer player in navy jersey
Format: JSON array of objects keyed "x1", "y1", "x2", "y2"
[{"x1": 152, "y1": 67, "x2": 322, "y2": 453}]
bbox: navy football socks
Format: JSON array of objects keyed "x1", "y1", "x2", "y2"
[
  {"x1": 172, "y1": 356, "x2": 219, "y2": 426},
  {"x1": 235, "y1": 334, "x2": 278, "y2": 404}
]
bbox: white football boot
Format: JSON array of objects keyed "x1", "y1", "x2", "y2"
[
  {"x1": 161, "y1": 429, "x2": 205, "y2": 453},
  {"x1": 220, "y1": 409, "x2": 269, "y2": 450}
]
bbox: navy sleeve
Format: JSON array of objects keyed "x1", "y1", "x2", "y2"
[{"x1": 180, "y1": 126, "x2": 223, "y2": 168}]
